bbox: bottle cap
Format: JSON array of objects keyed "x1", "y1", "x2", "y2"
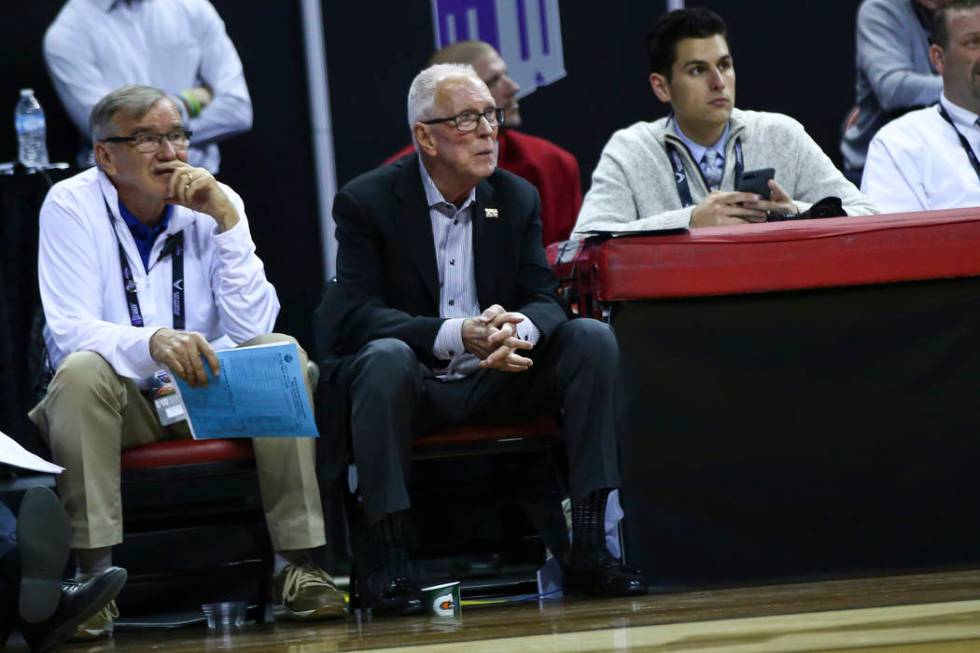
[{"x1": 20, "y1": 89, "x2": 34, "y2": 96}]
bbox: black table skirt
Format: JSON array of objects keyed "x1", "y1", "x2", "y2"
[{"x1": 614, "y1": 276, "x2": 980, "y2": 585}]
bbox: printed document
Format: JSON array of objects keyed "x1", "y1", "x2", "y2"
[
  {"x1": 0, "y1": 430, "x2": 64, "y2": 474},
  {"x1": 173, "y1": 342, "x2": 318, "y2": 439}
]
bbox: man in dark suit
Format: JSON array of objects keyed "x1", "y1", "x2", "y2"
[{"x1": 325, "y1": 63, "x2": 645, "y2": 615}]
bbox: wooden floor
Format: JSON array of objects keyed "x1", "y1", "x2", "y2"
[{"x1": 10, "y1": 569, "x2": 980, "y2": 652}]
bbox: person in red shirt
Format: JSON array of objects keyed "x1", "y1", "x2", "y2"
[{"x1": 385, "y1": 41, "x2": 581, "y2": 245}]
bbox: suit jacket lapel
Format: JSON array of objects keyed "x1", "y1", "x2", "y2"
[
  {"x1": 472, "y1": 178, "x2": 498, "y2": 307},
  {"x1": 394, "y1": 157, "x2": 440, "y2": 306}
]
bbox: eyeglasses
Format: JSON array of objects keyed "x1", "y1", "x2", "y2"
[
  {"x1": 421, "y1": 108, "x2": 505, "y2": 133},
  {"x1": 100, "y1": 129, "x2": 193, "y2": 153}
]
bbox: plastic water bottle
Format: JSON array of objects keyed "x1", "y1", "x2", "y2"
[{"x1": 15, "y1": 89, "x2": 49, "y2": 169}]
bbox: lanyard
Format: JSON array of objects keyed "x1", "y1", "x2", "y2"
[
  {"x1": 938, "y1": 104, "x2": 980, "y2": 183},
  {"x1": 666, "y1": 138, "x2": 744, "y2": 208},
  {"x1": 103, "y1": 197, "x2": 185, "y2": 329}
]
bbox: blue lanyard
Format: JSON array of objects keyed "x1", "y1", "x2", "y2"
[
  {"x1": 665, "y1": 138, "x2": 744, "y2": 208},
  {"x1": 103, "y1": 196, "x2": 185, "y2": 329},
  {"x1": 937, "y1": 104, "x2": 980, "y2": 183}
]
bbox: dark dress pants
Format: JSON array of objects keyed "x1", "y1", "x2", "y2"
[{"x1": 348, "y1": 318, "x2": 623, "y2": 524}]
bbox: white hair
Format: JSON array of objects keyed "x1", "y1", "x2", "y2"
[{"x1": 406, "y1": 63, "x2": 483, "y2": 138}]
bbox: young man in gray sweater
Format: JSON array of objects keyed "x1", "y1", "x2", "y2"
[{"x1": 573, "y1": 8, "x2": 877, "y2": 238}]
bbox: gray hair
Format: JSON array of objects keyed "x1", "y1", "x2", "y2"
[
  {"x1": 89, "y1": 85, "x2": 172, "y2": 141},
  {"x1": 407, "y1": 63, "x2": 483, "y2": 134}
]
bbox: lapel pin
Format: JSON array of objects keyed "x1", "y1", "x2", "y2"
[{"x1": 484, "y1": 208, "x2": 499, "y2": 219}]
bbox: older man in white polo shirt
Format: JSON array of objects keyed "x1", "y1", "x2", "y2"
[{"x1": 31, "y1": 85, "x2": 344, "y2": 640}]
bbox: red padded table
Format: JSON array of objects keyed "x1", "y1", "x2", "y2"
[
  {"x1": 577, "y1": 208, "x2": 980, "y2": 304},
  {"x1": 578, "y1": 210, "x2": 980, "y2": 586}
]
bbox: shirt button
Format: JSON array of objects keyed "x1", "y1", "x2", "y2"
[
  {"x1": 448, "y1": 350, "x2": 455, "y2": 356},
  {"x1": 450, "y1": 258, "x2": 455, "y2": 265},
  {"x1": 453, "y1": 219, "x2": 459, "y2": 225},
  {"x1": 448, "y1": 299, "x2": 455, "y2": 306}
]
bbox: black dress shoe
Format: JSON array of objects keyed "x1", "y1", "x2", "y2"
[
  {"x1": 353, "y1": 512, "x2": 426, "y2": 617},
  {"x1": 23, "y1": 566, "x2": 127, "y2": 653},
  {"x1": 17, "y1": 487, "x2": 71, "y2": 624},
  {"x1": 360, "y1": 570, "x2": 425, "y2": 616},
  {"x1": 567, "y1": 488, "x2": 647, "y2": 598},
  {"x1": 562, "y1": 550, "x2": 647, "y2": 598}
]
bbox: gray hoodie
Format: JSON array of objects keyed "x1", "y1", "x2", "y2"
[{"x1": 573, "y1": 108, "x2": 878, "y2": 239}]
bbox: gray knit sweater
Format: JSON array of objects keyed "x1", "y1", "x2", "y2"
[{"x1": 573, "y1": 109, "x2": 878, "y2": 239}]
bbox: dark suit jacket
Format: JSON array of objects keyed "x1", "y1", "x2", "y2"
[{"x1": 313, "y1": 155, "x2": 568, "y2": 482}]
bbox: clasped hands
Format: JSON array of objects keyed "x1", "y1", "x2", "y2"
[
  {"x1": 461, "y1": 304, "x2": 534, "y2": 373},
  {"x1": 690, "y1": 179, "x2": 798, "y2": 227},
  {"x1": 149, "y1": 328, "x2": 220, "y2": 387}
]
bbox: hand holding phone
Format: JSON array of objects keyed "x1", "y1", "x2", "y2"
[
  {"x1": 738, "y1": 174, "x2": 801, "y2": 222},
  {"x1": 735, "y1": 168, "x2": 775, "y2": 200}
]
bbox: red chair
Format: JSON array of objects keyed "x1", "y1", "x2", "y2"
[
  {"x1": 344, "y1": 414, "x2": 567, "y2": 606},
  {"x1": 115, "y1": 438, "x2": 274, "y2": 620}
]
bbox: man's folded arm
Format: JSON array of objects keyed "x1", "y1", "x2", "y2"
[
  {"x1": 184, "y1": 0, "x2": 253, "y2": 145},
  {"x1": 858, "y1": 3, "x2": 942, "y2": 112}
]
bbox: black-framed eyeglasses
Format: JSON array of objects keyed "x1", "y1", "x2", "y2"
[
  {"x1": 421, "y1": 108, "x2": 504, "y2": 133},
  {"x1": 100, "y1": 129, "x2": 193, "y2": 153}
]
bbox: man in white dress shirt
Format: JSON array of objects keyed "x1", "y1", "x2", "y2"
[
  {"x1": 44, "y1": 0, "x2": 252, "y2": 172},
  {"x1": 30, "y1": 86, "x2": 343, "y2": 640},
  {"x1": 862, "y1": 0, "x2": 980, "y2": 211}
]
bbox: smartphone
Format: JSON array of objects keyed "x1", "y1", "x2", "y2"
[{"x1": 736, "y1": 168, "x2": 774, "y2": 200}]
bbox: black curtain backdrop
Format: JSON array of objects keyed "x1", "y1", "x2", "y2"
[{"x1": 324, "y1": 0, "x2": 863, "y2": 189}]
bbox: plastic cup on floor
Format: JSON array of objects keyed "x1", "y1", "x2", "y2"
[{"x1": 201, "y1": 601, "x2": 247, "y2": 629}]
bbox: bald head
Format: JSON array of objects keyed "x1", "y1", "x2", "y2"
[
  {"x1": 428, "y1": 40, "x2": 522, "y2": 127},
  {"x1": 428, "y1": 40, "x2": 496, "y2": 66}
]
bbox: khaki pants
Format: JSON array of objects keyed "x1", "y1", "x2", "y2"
[{"x1": 29, "y1": 333, "x2": 325, "y2": 552}]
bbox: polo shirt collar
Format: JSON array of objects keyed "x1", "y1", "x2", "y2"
[{"x1": 118, "y1": 199, "x2": 172, "y2": 241}]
